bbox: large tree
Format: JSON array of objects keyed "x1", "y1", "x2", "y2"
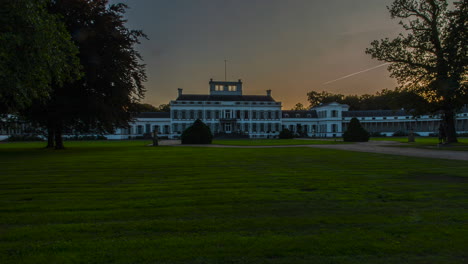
[
  {"x1": 24, "y1": 0, "x2": 147, "y2": 149},
  {"x1": 366, "y1": 0, "x2": 467, "y2": 143},
  {"x1": 0, "y1": 0, "x2": 81, "y2": 113}
]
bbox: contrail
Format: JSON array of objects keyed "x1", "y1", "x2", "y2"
[{"x1": 323, "y1": 63, "x2": 390, "y2": 85}]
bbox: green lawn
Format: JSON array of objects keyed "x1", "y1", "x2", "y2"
[
  {"x1": 371, "y1": 137, "x2": 468, "y2": 151},
  {"x1": 1, "y1": 141, "x2": 467, "y2": 264},
  {"x1": 213, "y1": 138, "x2": 346, "y2": 146}
]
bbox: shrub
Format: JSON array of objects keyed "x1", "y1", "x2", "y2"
[
  {"x1": 343, "y1": 118, "x2": 370, "y2": 142},
  {"x1": 370, "y1": 132, "x2": 386, "y2": 137},
  {"x1": 64, "y1": 135, "x2": 107, "y2": 141},
  {"x1": 6, "y1": 135, "x2": 44, "y2": 142},
  {"x1": 392, "y1": 130, "x2": 420, "y2": 137},
  {"x1": 279, "y1": 128, "x2": 294, "y2": 139},
  {"x1": 181, "y1": 119, "x2": 213, "y2": 144}
]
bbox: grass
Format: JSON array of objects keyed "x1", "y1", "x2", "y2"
[
  {"x1": 213, "y1": 138, "x2": 346, "y2": 146},
  {"x1": 1, "y1": 141, "x2": 467, "y2": 263},
  {"x1": 371, "y1": 137, "x2": 468, "y2": 151}
]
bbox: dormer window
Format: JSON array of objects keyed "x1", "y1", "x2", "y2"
[{"x1": 285, "y1": 114, "x2": 289, "y2": 118}]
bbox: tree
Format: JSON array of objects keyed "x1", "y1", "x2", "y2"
[
  {"x1": 157, "y1": 104, "x2": 171, "y2": 112},
  {"x1": 307, "y1": 91, "x2": 344, "y2": 108},
  {"x1": 181, "y1": 119, "x2": 213, "y2": 144},
  {"x1": 134, "y1": 103, "x2": 170, "y2": 113},
  {"x1": 0, "y1": 0, "x2": 81, "y2": 113},
  {"x1": 343, "y1": 118, "x2": 370, "y2": 142},
  {"x1": 290, "y1": 103, "x2": 307, "y2": 111},
  {"x1": 134, "y1": 103, "x2": 159, "y2": 112},
  {"x1": 24, "y1": 0, "x2": 147, "y2": 149},
  {"x1": 366, "y1": 0, "x2": 468, "y2": 143}
]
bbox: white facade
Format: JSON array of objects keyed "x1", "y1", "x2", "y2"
[{"x1": 105, "y1": 80, "x2": 468, "y2": 139}]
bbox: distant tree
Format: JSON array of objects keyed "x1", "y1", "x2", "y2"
[
  {"x1": 133, "y1": 103, "x2": 170, "y2": 113},
  {"x1": 306, "y1": 88, "x2": 432, "y2": 111},
  {"x1": 24, "y1": 0, "x2": 147, "y2": 149},
  {"x1": 307, "y1": 91, "x2": 344, "y2": 108},
  {"x1": 366, "y1": 0, "x2": 468, "y2": 143},
  {"x1": 290, "y1": 103, "x2": 307, "y2": 111},
  {"x1": 157, "y1": 104, "x2": 171, "y2": 112},
  {"x1": 134, "y1": 103, "x2": 159, "y2": 112},
  {"x1": 181, "y1": 119, "x2": 212, "y2": 144},
  {"x1": 343, "y1": 118, "x2": 370, "y2": 142},
  {"x1": 0, "y1": 0, "x2": 81, "y2": 113}
]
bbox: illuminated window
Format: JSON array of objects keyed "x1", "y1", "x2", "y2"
[
  {"x1": 228, "y1": 85, "x2": 236, "y2": 91},
  {"x1": 215, "y1": 85, "x2": 223, "y2": 91}
]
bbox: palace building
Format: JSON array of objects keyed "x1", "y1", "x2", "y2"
[
  {"x1": 1, "y1": 79, "x2": 467, "y2": 141},
  {"x1": 105, "y1": 79, "x2": 468, "y2": 140}
]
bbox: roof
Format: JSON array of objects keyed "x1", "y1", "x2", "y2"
[
  {"x1": 343, "y1": 110, "x2": 410, "y2": 117},
  {"x1": 282, "y1": 110, "x2": 318, "y2": 118},
  {"x1": 314, "y1": 102, "x2": 348, "y2": 108},
  {"x1": 176, "y1": 94, "x2": 276, "y2": 102},
  {"x1": 136, "y1": 112, "x2": 170, "y2": 118}
]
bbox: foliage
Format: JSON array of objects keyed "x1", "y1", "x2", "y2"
[
  {"x1": 369, "y1": 132, "x2": 387, "y2": 137},
  {"x1": 307, "y1": 89, "x2": 427, "y2": 111},
  {"x1": 366, "y1": 0, "x2": 468, "y2": 143},
  {"x1": 0, "y1": 141, "x2": 467, "y2": 263},
  {"x1": 290, "y1": 103, "x2": 307, "y2": 111},
  {"x1": 392, "y1": 130, "x2": 421, "y2": 137},
  {"x1": 22, "y1": 0, "x2": 147, "y2": 149},
  {"x1": 343, "y1": 118, "x2": 370, "y2": 142},
  {"x1": 0, "y1": 0, "x2": 81, "y2": 113},
  {"x1": 64, "y1": 135, "x2": 107, "y2": 141},
  {"x1": 5, "y1": 135, "x2": 44, "y2": 142},
  {"x1": 279, "y1": 128, "x2": 294, "y2": 139},
  {"x1": 181, "y1": 119, "x2": 213, "y2": 144},
  {"x1": 134, "y1": 103, "x2": 170, "y2": 112}
]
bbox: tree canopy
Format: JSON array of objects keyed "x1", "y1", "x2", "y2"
[
  {"x1": 23, "y1": 0, "x2": 147, "y2": 149},
  {"x1": 0, "y1": 0, "x2": 81, "y2": 113},
  {"x1": 306, "y1": 89, "x2": 427, "y2": 111},
  {"x1": 290, "y1": 103, "x2": 307, "y2": 111},
  {"x1": 366, "y1": 0, "x2": 467, "y2": 143}
]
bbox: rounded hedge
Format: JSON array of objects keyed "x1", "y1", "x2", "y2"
[
  {"x1": 181, "y1": 119, "x2": 213, "y2": 144},
  {"x1": 343, "y1": 117, "x2": 370, "y2": 142},
  {"x1": 279, "y1": 128, "x2": 294, "y2": 139}
]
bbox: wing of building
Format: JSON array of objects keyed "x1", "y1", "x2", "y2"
[{"x1": 1, "y1": 79, "x2": 467, "y2": 141}]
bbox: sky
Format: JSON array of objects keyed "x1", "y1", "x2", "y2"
[{"x1": 116, "y1": 0, "x2": 403, "y2": 109}]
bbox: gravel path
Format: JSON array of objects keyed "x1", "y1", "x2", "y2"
[{"x1": 159, "y1": 140, "x2": 468, "y2": 161}]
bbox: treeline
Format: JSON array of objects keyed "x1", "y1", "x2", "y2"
[
  {"x1": 134, "y1": 103, "x2": 170, "y2": 112},
  {"x1": 306, "y1": 89, "x2": 428, "y2": 111}
]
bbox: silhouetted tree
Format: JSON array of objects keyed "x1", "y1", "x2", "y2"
[
  {"x1": 0, "y1": 0, "x2": 81, "y2": 113},
  {"x1": 24, "y1": 0, "x2": 147, "y2": 149},
  {"x1": 366, "y1": 0, "x2": 467, "y2": 143},
  {"x1": 290, "y1": 103, "x2": 307, "y2": 111}
]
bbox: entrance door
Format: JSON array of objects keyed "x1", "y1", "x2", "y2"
[{"x1": 224, "y1": 123, "x2": 232, "y2": 133}]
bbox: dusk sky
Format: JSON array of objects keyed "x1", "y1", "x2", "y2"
[{"x1": 117, "y1": 0, "x2": 403, "y2": 109}]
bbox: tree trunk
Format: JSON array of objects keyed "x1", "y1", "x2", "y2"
[
  {"x1": 444, "y1": 110, "x2": 458, "y2": 143},
  {"x1": 54, "y1": 122, "x2": 65, "y2": 150},
  {"x1": 46, "y1": 120, "x2": 55, "y2": 148}
]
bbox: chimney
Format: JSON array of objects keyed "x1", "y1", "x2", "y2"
[
  {"x1": 266, "y1": 89, "x2": 271, "y2": 96},
  {"x1": 178, "y1": 88, "x2": 183, "y2": 96}
]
